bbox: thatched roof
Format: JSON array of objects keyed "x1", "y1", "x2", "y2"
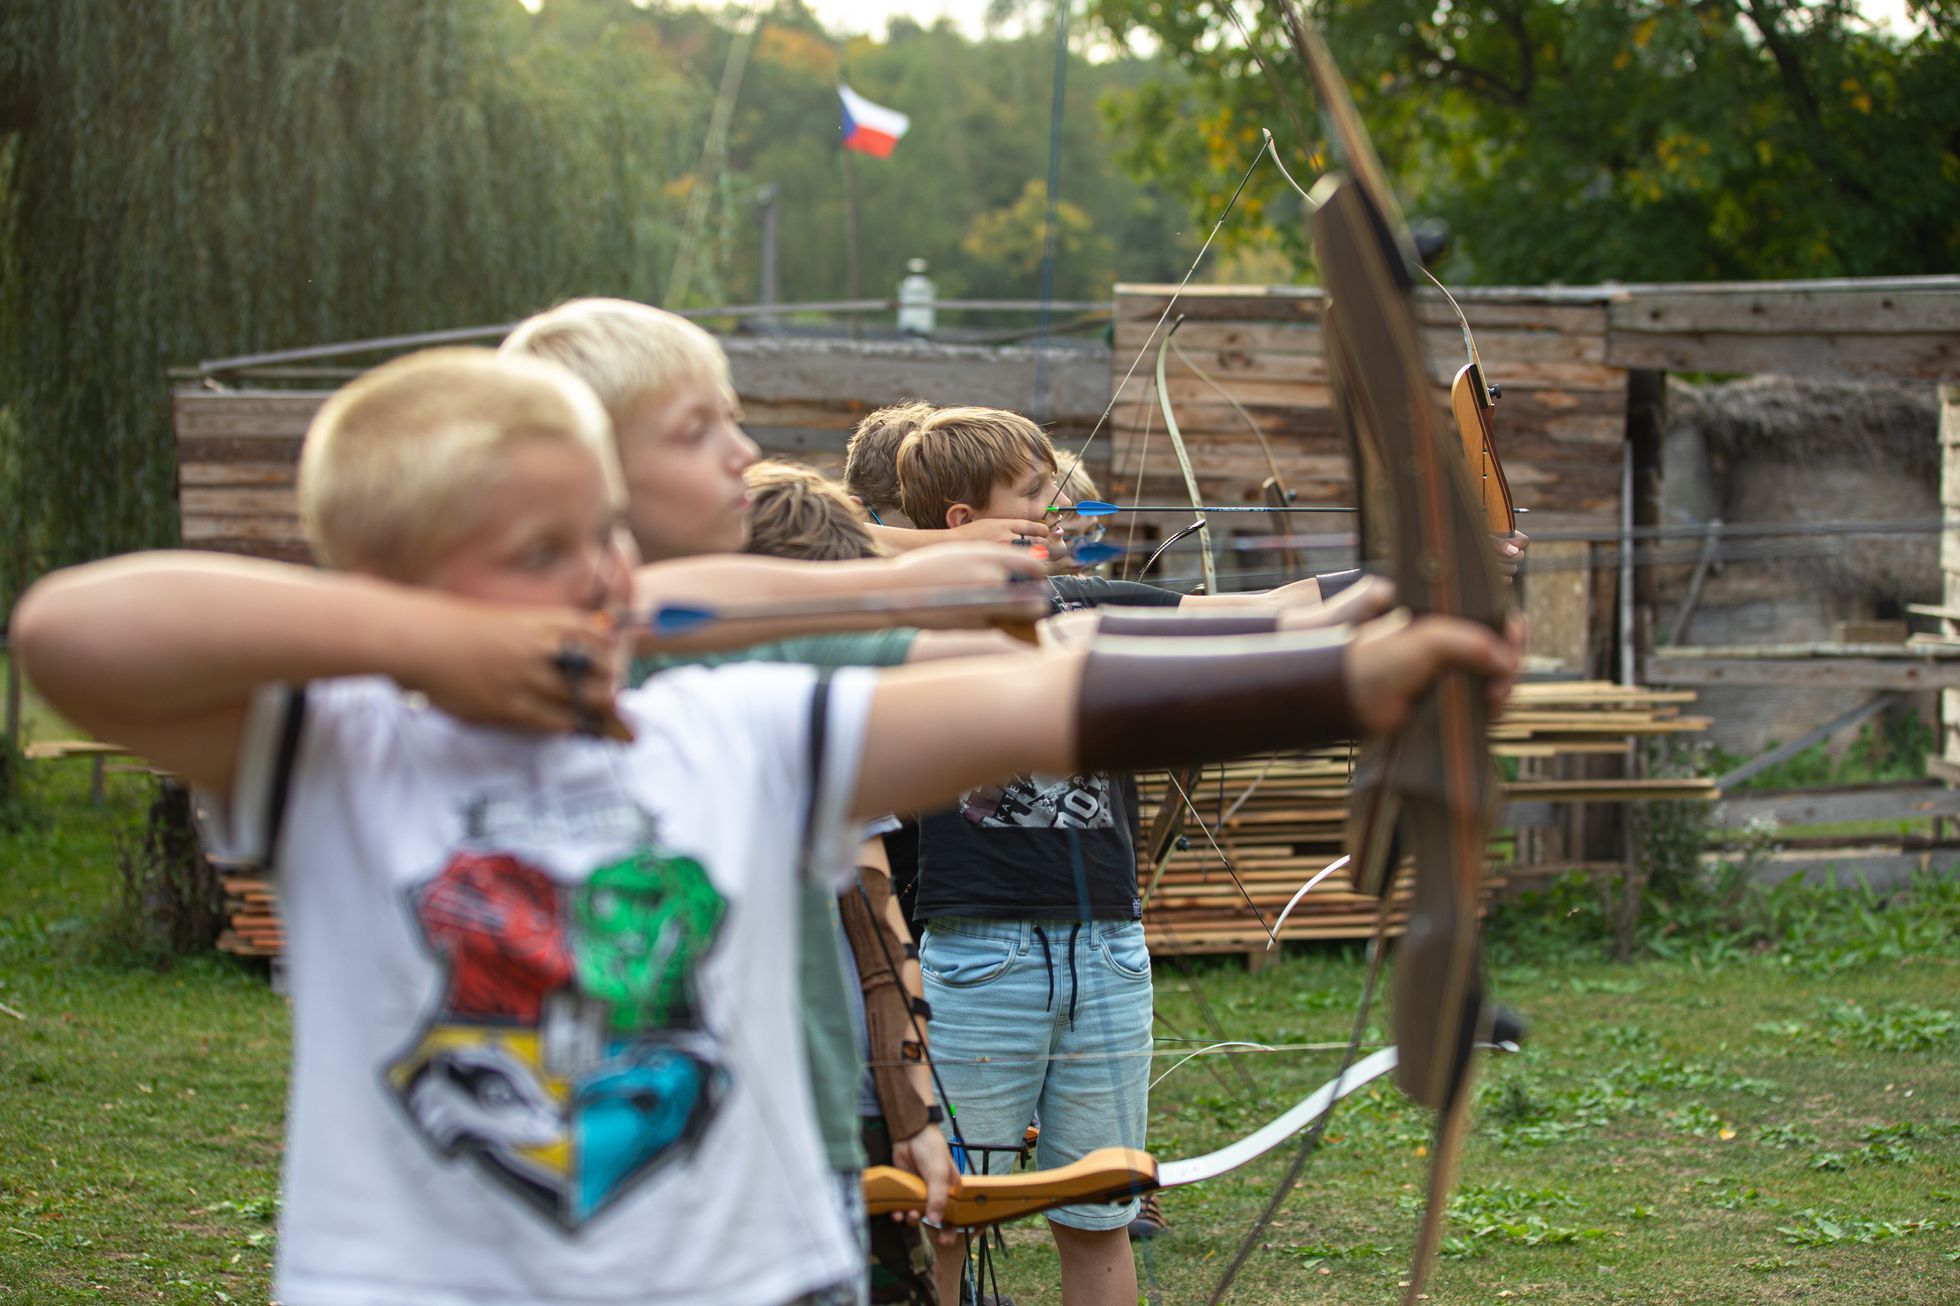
[
  {"x1": 1664, "y1": 376, "x2": 1941, "y2": 601},
  {"x1": 1670, "y1": 374, "x2": 1938, "y2": 480}
]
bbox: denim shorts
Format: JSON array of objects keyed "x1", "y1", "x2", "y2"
[{"x1": 920, "y1": 917, "x2": 1152, "y2": 1231}]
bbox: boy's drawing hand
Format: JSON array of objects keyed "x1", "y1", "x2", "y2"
[
  {"x1": 943, "y1": 516, "x2": 1060, "y2": 550},
  {"x1": 1343, "y1": 611, "x2": 1517, "y2": 736},
  {"x1": 1281, "y1": 575, "x2": 1397, "y2": 631},
  {"x1": 890, "y1": 1125, "x2": 960, "y2": 1244},
  {"x1": 412, "y1": 605, "x2": 624, "y2": 736}
]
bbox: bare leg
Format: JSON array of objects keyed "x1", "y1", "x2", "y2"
[
  {"x1": 1051, "y1": 1222, "x2": 1137, "y2": 1306},
  {"x1": 932, "y1": 1231, "x2": 969, "y2": 1306}
]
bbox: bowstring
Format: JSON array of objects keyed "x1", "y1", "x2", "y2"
[{"x1": 1045, "y1": 140, "x2": 1274, "y2": 515}]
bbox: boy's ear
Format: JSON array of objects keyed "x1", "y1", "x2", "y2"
[
  {"x1": 944, "y1": 503, "x2": 975, "y2": 529},
  {"x1": 847, "y1": 493, "x2": 865, "y2": 507}
]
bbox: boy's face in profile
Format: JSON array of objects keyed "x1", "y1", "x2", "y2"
[
  {"x1": 425, "y1": 438, "x2": 632, "y2": 613},
  {"x1": 613, "y1": 378, "x2": 760, "y2": 561},
  {"x1": 967, "y1": 453, "x2": 1063, "y2": 526}
]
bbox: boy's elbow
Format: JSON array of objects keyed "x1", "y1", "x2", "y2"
[
  {"x1": 10, "y1": 578, "x2": 64, "y2": 683},
  {"x1": 10, "y1": 571, "x2": 101, "y2": 702}
]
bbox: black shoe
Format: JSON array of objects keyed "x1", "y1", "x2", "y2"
[{"x1": 1128, "y1": 1190, "x2": 1168, "y2": 1241}]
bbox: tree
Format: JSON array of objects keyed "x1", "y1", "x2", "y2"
[
  {"x1": 0, "y1": 0, "x2": 696, "y2": 596},
  {"x1": 1087, "y1": 0, "x2": 1960, "y2": 285}
]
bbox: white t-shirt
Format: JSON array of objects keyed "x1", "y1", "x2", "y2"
[{"x1": 200, "y1": 665, "x2": 873, "y2": 1306}]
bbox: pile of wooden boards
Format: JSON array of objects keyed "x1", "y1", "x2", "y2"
[
  {"x1": 217, "y1": 872, "x2": 284, "y2": 959},
  {"x1": 1139, "y1": 681, "x2": 1715, "y2": 957},
  {"x1": 213, "y1": 680, "x2": 1712, "y2": 966}
]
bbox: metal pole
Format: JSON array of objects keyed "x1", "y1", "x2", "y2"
[
  {"x1": 1620, "y1": 439, "x2": 1636, "y2": 686},
  {"x1": 756, "y1": 184, "x2": 780, "y2": 326},
  {"x1": 1030, "y1": 2, "x2": 1070, "y2": 423},
  {"x1": 841, "y1": 148, "x2": 862, "y2": 341}
]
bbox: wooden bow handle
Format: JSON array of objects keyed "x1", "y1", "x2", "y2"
[{"x1": 863, "y1": 1146, "x2": 1157, "y2": 1228}]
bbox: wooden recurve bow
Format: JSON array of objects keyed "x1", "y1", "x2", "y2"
[{"x1": 1278, "y1": 9, "x2": 1511, "y2": 1303}]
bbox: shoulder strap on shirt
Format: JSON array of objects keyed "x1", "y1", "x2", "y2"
[
  {"x1": 261, "y1": 684, "x2": 308, "y2": 870},
  {"x1": 799, "y1": 671, "x2": 834, "y2": 883}
]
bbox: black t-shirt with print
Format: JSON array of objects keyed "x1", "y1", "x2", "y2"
[{"x1": 911, "y1": 574, "x2": 1182, "y2": 922}]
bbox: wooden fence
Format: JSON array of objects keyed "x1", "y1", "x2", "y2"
[{"x1": 175, "y1": 335, "x2": 1113, "y2": 564}]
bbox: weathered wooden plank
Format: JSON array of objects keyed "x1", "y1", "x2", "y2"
[
  {"x1": 178, "y1": 462, "x2": 297, "y2": 488},
  {"x1": 1116, "y1": 322, "x2": 1612, "y2": 369},
  {"x1": 1712, "y1": 782, "x2": 1960, "y2": 829},
  {"x1": 1115, "y1": 285, "x2": 1614, "y2": 333},
  {"x1": 1610, "y1": 286, "x2": 1960, "y2": 337},
  {"x1": 1645, "y1": 656, "x2": 1960, "y2": 690},
  {"x1": 724, "y1": 338, "x2": 1110, "y2": 423},
  {"x1": 1603, "y1": 330, "x2": 1960, "y2": 382},
  {"x1": 180, "y1": 487, "x2": 299, "y2": 516},
  {"x1": 173, "y1": 391, "x2": 331, "y2": 438},
  {"x1": 181, "y1": 514, "x2": 303, "y2": 542},
  {"x1": 176, "y1": 436, "x2": 305, "y2": 465}
]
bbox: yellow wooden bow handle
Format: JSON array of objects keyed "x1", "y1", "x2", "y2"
[{"x1": 862, "y1": 1146, "x2": 1157, "y2": 1229}]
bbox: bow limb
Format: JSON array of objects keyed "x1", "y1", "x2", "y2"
[
  {"x1": 863, "y1": 1046, "x2": 1405, "y2": 1229},
  {"x1": 1425, "y1": 266, "x2": 1518, "y2": 538},
  {"x1": 1168, "y1": 333, "x2": 1308, "y2": 579},
  {"x1": 1154, "y1": 321, "x2": 1219, "y2": 596}
]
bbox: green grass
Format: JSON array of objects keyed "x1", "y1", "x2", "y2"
[
  {"x1": 0, "y1": 755, "x2": 288, "y2": 1303},
  {"x1": 1, "y1": 687, "x2": 1955, "y2": 1303}
]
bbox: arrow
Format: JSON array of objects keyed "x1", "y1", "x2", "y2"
[
  {"x1": 643, "y1": 580, "x2": 1046, "y2": 639},
  {"x1": 1058, "y1": 499, "x2": 1357, "y2": 517}
]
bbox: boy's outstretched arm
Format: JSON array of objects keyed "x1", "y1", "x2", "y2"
[
  {"x1": 850, "y1": 613, "x2": 1517, "y2": 821},
  {"x1": 631, "y1": 543, "x2": 1049, "y2": 651},
  {"x1": 11, "y1": 553, "x2": 616, "y2": 795},
  {"x1": 866, "y1": 517, "x2": 1058, "y2": 554}
]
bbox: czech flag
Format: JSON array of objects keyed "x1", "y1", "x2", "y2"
[{"x1": 839, "y1": 85, "x2": 909, "y2": 159}]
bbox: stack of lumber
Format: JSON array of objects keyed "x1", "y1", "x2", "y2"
[
  {"x1": 216, "y1": 873, "x2": 285, "y2": 959},
  {"x1": 1140, "y1": 681, "x2": 1715, "y2": 956}
]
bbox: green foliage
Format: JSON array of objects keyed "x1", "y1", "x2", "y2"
[
  {"x1": 1711, "y1": 710, "x2": 1935, "y2": 793},
  {"x1": 1817, "y1": 998, "x2": 1960, "y2": 1053},
  {"x1": 1086, "y1": 0, "x2": 1960, "y2": 284},
  {"x1": 1777, "y1": 1207, "x2": 1958, "y2": 1248},
  {"x1": 0, "y1": 0, "x2": 697, "y2": 593}
]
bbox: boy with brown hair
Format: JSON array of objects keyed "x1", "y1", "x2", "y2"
[
  {"x1": 14, "y1": 347, "x2": 1517, "y2": 1306},
  {"x1": 893, "y1": 402, "x2": 1403, "y2": 1304},
  {"x1": 845, "y1": 400, "x2": 1060, "y2": 557}
]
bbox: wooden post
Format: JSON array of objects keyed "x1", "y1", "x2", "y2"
[{"x1": 1939, "y1": 384, "x2": 1960, "y2": 768}]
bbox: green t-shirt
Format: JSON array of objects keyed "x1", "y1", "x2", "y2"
[
  {"x1": 630, "y1": 629, "x2": 917, "y2": 1171},
  {"x1": 630, "y1": 628, "x2": 918, "y2": 686}
]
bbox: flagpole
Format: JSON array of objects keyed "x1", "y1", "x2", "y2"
[
  {"x1": 841, "y1": 142, "x2": 863, "y2": 342},
  {"x1": 1031, "y1": 1, "x2": 1071, "y2": 424}
]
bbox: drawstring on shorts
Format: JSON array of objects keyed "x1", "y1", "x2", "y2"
[{"x1": 1030, "y1": 923, "x2": 1084, "y2": 1030}]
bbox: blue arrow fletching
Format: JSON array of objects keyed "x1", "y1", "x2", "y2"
[
  {"x1": 649, "y1": 605, "x2": 716, "y2": 636},
  {"x1": 1071, "y1": 499, "x2": 1120, "y2": 518},
  {"x1": 1067, "y1": 538, "x2": 1128, "y2": 566}
]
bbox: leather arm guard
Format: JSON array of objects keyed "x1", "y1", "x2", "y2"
[
  {"x1": 1094, "y1": 610, "x2": 1280, "y2": 639},
  {"x1": 837, "y1": 868, "x2": 936, "y2": 1142},
  {"x1": 1076, "y1": 630, "x2": 1359, "y2": 774}
]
